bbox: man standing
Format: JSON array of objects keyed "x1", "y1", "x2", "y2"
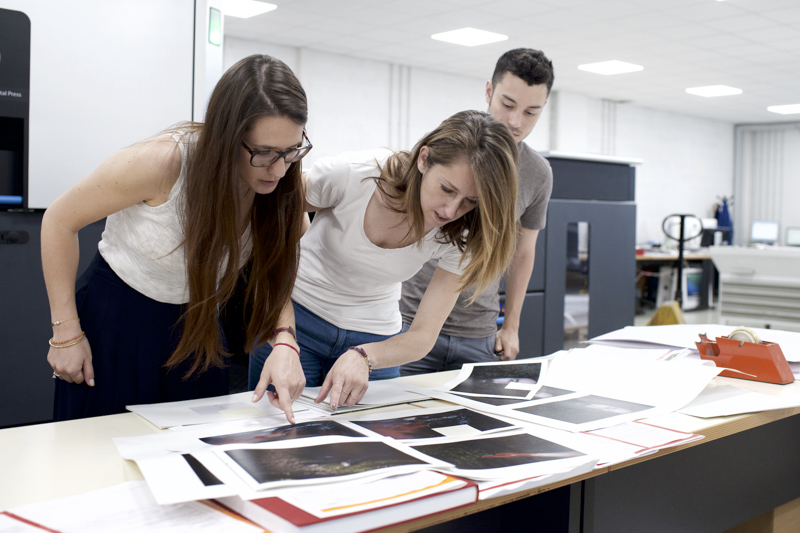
[{"x1": 399, "y1": 48, "x2": 554, "y2": 373}]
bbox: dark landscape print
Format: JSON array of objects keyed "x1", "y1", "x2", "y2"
[
  {"x1": 411, "y1": 432, "x2": 584, "y2": 470},
  {"x1": 352, "y1": 408, "x2": 512, "y2": 440},
  {"x1": 514, "y1": 395, "x2": 654, "y2": 424},
  {"x1": 200, "y1": 420, "x2": 365, "y2": 445},
  {"x1": 451, "y1": 362, "x2": 542, "y2": 397},
  {"x1": 225, "y1": 441, "x2": 428, "y2": 484}
]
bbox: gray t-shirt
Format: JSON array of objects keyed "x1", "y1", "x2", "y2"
[{"x1": 399, "y1": 142, "x2": 553, "y2": 338}]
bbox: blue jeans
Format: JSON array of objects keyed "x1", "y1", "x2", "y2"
[
  {"x1": 399, "y1": 322, "x2": 498, "y2": 375},
  {"x1": 249, "y1": 301, "x2": 401, "y2": 389}
]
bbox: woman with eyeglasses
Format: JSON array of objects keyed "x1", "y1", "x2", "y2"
[
  {"x1": 250, "y1": 110, "x2": 519, "y2": 411},
  {"x1": 42, "y1": 55, "x2": 309, "y2": 423}
]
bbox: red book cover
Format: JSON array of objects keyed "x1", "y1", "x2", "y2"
[{"x1": 216, "y1": 474, "x2": 478, "y2": 533}]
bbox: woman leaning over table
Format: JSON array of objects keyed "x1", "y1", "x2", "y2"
[
  {"x1": 250, "y1": 110, "x2": 520, "y2": 411},
  {"x1": 42, "y1": 55, "x2": 309, "y2": 423}
]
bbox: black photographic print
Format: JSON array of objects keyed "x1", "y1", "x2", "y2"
[
  {"x1": 225, "y1": 441, "x2": 428, "y2": 484},
  {"x1": 515, "y1": 395, "x2": 653, "y2": 424}
]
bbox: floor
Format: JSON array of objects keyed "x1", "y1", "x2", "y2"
[{"x1": 634, "y1": 303, "x2": 721, "y2": 327}]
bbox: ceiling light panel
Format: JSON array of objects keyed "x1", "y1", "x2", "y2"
[
  {"x1": 767, "y1": 104, "x2": 800, "y2": 114},
  {"x1": 219, "y1": 0, "x2": 276, "y2": 19},
  {"x1": 578, "y1": 60, "x2": 644, "y2": 75},
  {"x1": 431, "y1": 27, "x2": 508, "y2": 47},
  {"x1": 685, "y1": 85, "x2": 743, "y2": 97}
]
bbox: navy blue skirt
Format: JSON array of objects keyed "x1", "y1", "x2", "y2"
[{"x1": 54, "y1": 253, "x2": 228, "y2": 421}]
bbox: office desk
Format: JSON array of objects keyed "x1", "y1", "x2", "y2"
[
  {"x1": 2, "y1": 375, "x2": 800, "y2": 533},
  {"x1": 637, "y1": 250, "x2": 716, "y2": 312}
]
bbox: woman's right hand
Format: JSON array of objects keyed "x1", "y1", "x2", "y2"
[{"x1": 47, "y1": 330, "x2": 95, "y2": 386}]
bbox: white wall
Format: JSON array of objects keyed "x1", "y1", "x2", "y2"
[
  {"x1": 0, "y1": 0, "x2": 196, "y2": 209},
  {"x1": 551, "y1": 90, "x2": 734, "y2": 245},
  {"x1": 615, "y1": 105, "x2": 734, "y2": 245},
  {"x1": 782, "y1": 130, "x2": 800, "y2": 236}
]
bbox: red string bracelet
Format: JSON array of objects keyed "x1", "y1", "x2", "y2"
[{"x1": 274, "y1": 342, "x2": 300, "y2": 357}]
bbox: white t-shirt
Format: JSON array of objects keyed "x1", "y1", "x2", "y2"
[{"x1": 292, "y1": 149, "x2": 466, "y2": 335}]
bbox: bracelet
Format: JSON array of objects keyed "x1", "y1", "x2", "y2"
[
  {"x1": 274, "y1": 342, "x2": 300, "y2": 357},
  {"x1": 348, "y1": 346, "x2": 372, "y2": 375},
  {"x1": 50, "y1": 332, "x2": 86, "y2": 346},
  {"x1": 51, "y1": 317, "x2": 80, "y2": 327},
  {"x1": 49, "y1": 333, "x2": 87, "y2": 348},
  {"x1": 271, "y1": 326, "x2": 297, "y2": 341}
]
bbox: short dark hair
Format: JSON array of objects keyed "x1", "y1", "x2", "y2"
[{"x1": 491, "y1": 48, "x2": 554, "y2": 94}]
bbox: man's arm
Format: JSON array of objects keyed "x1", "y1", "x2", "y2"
[{"x1": 495, "y1": 228, "x2": 539, "y2": 360}]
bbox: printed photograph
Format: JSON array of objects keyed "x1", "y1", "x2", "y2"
[
  {"x1": 352, "y1": 408, "x2": 513, "y2": 440},
  {"x1": 453, "y1": 385, "x2": 574, "y2": 406},
  {"x1": 225, "y1": 441, "x2": 429, "y2": 484},
  {"x1": 200, "y1": 420, "x2": 365, "y2": 445},
  {"x1": 514, "y1": 395, "x2": 654, "y2": 424},
  {"x1": 450, "y1": 362, "x2": 542, "y2": 398},
  {"x1": 411, "y1": 432, "x2": 584, "y2": 470}
]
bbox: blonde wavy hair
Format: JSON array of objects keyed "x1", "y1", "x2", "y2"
[{"x1": 375, "y1": 110, "x2": 519, "y2": 301}]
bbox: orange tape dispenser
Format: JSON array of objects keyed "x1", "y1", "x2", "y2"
[{"x1": 696, "y1": 327, "x2": 795, "y2": 385}]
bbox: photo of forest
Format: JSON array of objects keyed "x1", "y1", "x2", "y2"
[
  {"x1": 411, "y1": 433, "x2": 584, "y2": 470},
  {"x1": 225, "y1": 441, "x2": 429, "y2": 484}
]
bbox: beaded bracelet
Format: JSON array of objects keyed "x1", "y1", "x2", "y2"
[
  {"x1": 271, "y1": 326, "x2": 297, "y2": 341},
  {"x1": 348, "y1": 346, "x2": 372, "y2": 375},
  {"x1": 274, "y1": 342, "x2": 300, "y2": 357},
  {"x1": 49, "y1": 332, "x2": 87, "y2": 348},
  {"x1": 51, "y1": 317, "x2": 80, "y2": 327}
]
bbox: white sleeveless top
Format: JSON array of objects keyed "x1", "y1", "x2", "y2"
[{"x1": 98, "y1": 131, "x2": 251, "y2": 304}]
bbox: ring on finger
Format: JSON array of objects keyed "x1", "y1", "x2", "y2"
[{"x1": 52, "y1": 372, "x2": 61, "y2": 379}]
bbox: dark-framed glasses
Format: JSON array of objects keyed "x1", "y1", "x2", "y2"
[{"x1": 241, "y1": 131, "x2": 313, "y2": 167}]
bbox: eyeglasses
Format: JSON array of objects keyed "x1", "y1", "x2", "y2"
[{"x1": 241, "y1": 131, "x2": 313, "y2": 167}]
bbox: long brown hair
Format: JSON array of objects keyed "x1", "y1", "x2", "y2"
[
  {"x1": 376, "y1": 110, "x2": 519, "y2": 301},
  {"x1": 167, "y1": 55, "x2": 307, "y2": 376}
]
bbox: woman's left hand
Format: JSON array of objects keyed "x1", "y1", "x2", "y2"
[
  {"x1": 253, "y1": 344, "x2": 306, "y2": 424},
  {"x1": 316, "y1": 349, "x2": 370, "y2": 410}
]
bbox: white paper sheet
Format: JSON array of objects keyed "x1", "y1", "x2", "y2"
[
  {"x1": 6, "y1": 481, "x2": 261, "y2": 533},
  {"x1": 589, "y1": 324, "x2": 800, "y2": 362},
  {"x1": 544, "y1": 346, "x2": 722, "y2": 412},
  {"x1": 127, "y1": 391, "x2": 308, "y2": 429},
  {"x1": 0, "y1": 513, "x2": 48, "y2": 533},
  {"x1": 279, "y1": 470, "x2": 466, "y2": 518},
  {"x1": 300, "y1": 380, "x2": 430, "y2": 414},
  {"x1": 583, "y1": 420, "x2": 703, "y2": 452},
  {"x1": 678, "y1": 383, "x2": 800, "y2": 418}
]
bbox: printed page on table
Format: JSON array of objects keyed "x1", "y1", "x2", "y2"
[
  {"x1": 342, "y1": 405, "x2": 520, "y2": 441},
  {"x1": 436, "y1": 358, "x2": 551, "y2": 400},
  {"x1": 4, "y1": 481, "x2": 262, "y2": 533},
  {"x1": 299, "y1": 380, "x2": 430, "y2": 414},
  {"x1": 127, "y1": 391, "x2": 309, "y2": 429},
  {"x1": 408, "y1": 429, "x2": 596, "y2": 481},
  {"x1": 209, "y1": 436, "x2": 450, "y2": 491}
]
